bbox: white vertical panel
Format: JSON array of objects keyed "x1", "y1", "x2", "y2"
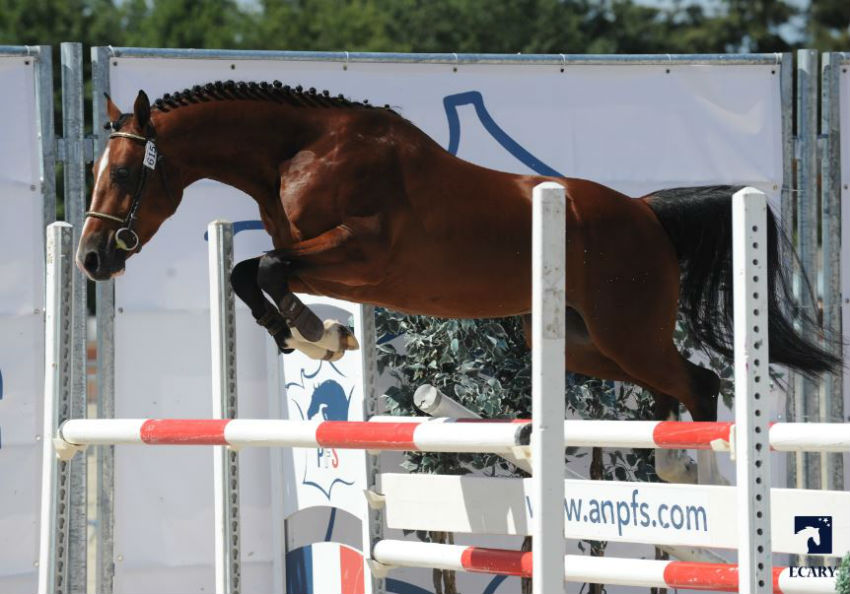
[{"x1": 0, "y1": 51, "x2": 49, "y2": 594}]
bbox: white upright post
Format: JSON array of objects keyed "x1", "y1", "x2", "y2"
[
  {"x1": 531, "y1": 182, "x2": 566, "y2": 594},
  {"x1": 38, "y1": 222, "x2": 74, "y2": 594},
  {"x1": 358, "y1": 304, "x2": 383, "y2": 594},
  {"x1": 209, "y1": 221, "x2": 241, "y2": 594},
  {"x1": 732, "y1": 188, "x2": 772, "y2": 594}
]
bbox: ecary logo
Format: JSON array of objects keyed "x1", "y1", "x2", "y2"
[{"x1": 793, "y1": 516, "x2": 832, "y2": 555}]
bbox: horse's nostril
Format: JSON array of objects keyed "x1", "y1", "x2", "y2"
[{"x1": 83, "y1": 251, "x2": 100, "y2": 274}]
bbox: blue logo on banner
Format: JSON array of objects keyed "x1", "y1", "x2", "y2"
[
  {"x1": 307, "y1": 380, "x2": 350, "y2": 422},
  {"x1": 794, "y1": 516, "x2": 832, "y2": 554},
  {"x1": 288, "y1": 361, "x2": 357, "y2": 500}
]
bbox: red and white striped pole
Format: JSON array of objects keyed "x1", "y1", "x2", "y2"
[
  {"x1": 54, "y1": 418, "x2": 530, "y2": 458},
  {"x1": 54, "y1": 417, "x2": 850, "y2": 460},
  {"x1": 371, "y1": 415, "x2": 850, "y2": 452},
  {"x1": 371, "y1": 541, "x2": 836, "y2": 594}
]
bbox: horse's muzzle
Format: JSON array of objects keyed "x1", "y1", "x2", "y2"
[{"x1": 76, "y1": 232, "x2": 126, "y2": 281}]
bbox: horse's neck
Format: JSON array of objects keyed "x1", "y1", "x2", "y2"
[{"x1": 158, "y1": 102, "x2": 321, "y2": 198}]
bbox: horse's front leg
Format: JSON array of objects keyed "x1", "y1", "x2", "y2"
[
  {"x1": 232, "y1": 254, "x2": 358, "y2": 360},
  {"x1": 256, "y1": 226, "x2": 361, "y2": 361},
  {"x1": 230, "y1": 256, "x2": 295, "y2": 354}
]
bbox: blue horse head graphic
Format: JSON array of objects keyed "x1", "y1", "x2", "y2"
[{"x1": 306, "y1": 380, "x2": 350, "y2": 421}]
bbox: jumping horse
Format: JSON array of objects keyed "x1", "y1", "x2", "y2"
[{"x1": 78, "y1": 82, "x2": 839, "y2": 427}]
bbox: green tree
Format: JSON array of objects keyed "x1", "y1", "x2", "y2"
[
  {"x1": 249, "y1": 0, "x2": 397, "y2": 51},
  {"x1": 810, "y1": 0, "x2": 850, "y2": 50},
  {"x1": 0, "y1": 0, "x2": 122, "y2": 47},
  {"x1": 119, "y1": 0, "x2": 251, "y2": 49}
]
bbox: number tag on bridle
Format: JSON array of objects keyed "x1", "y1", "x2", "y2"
[{"x1": 143, "y1": 141, "x2": 157, "y2": 170}]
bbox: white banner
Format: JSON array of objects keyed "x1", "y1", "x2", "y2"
[
  {"x1": 104, "y1": 54, "x2": 785, "y2": 594},
  {"x1": 0, "y1": 55, "x2": 44, "y2": 594},
  {"x1": 382, "y1": 473, "x2": 850, "y2": 557}
]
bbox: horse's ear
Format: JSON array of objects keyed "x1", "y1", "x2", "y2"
[
  {"x1": 133, "y1": 90, "x2": 151, "y2": 130},
  {"x1": 104, "y1": 93, "x2": 121, "y2": 123}
]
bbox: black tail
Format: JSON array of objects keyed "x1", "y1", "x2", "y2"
[{"x1": 644, "y1": 185, "x2": 841, "y2": 375}]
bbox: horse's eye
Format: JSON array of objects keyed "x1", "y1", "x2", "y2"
[{"x1": 112, "y1": 167, "x2": 130, "y2": 181}]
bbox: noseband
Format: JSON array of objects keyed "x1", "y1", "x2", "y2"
[{"x1": 85, "y1": 131, "x2": 170, "y2": 252}]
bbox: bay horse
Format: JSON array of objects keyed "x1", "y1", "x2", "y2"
[{"x1": 78, "y1": 82, "x2": 838, "y2": 428}]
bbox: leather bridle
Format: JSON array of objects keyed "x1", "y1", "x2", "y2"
[{"x1": 85, "y1": 130, "x2": 171, "y2": 252}]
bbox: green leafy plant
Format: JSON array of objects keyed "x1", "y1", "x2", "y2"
[{"x1": 837, "y1": 552, "x2": 850, "y2": 594}]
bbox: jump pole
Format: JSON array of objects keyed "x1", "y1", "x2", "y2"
[
  {"x1": 53, "y1": 417, "x2": 850, "y2": 456},
  {"x1": 55, "y1": 418, "x2": 530, "y2": 454},
  {"x1": 370, "y1": 414, "x2": 850, "y2": 452},
  {"x1": 370, "y1": 541, "x2": 837, "y2": 594},
  {"x1": 208, "y1": 221, "x2": 241, "y2": 594}
]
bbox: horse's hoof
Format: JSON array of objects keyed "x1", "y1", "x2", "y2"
[{"x1": 332, "y1": 322, "x2": 359, "y2": 351}]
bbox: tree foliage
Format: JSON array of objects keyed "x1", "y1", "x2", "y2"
[
  {"x1": 811, "y1": 0, "x2": 850, "y2": 50},
  {"x1": 0, "y1": 0, "x2": 829, "y2": 54}
]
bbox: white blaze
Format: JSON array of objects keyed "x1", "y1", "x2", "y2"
[
  {"x1": 84, "y1": 145, "x2": 111, "y2": 234},
  {"x1": 94, "y1": 145, "x2": 111, "y2": 190}
]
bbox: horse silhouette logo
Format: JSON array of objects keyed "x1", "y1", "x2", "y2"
[
  {"x1": 290, "y1": 374, "x2": 357, "y2": 500},
  {"x1": 793, "y1": 516, "x2": 832, "y2": 554},
  {"x1": 307, "y1": 379, "x2": 350, "y2": 422}
]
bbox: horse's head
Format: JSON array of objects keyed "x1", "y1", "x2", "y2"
[{"x1": 78, "y1": 90, "x2": 183, "y2": 280}]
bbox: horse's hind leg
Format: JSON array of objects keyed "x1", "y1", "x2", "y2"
[
  {"x1": 592, "y1": 321, "x2": 720, "y2": 424},
  {"x1": 583, "y1": 291, "x2": 721, "y2": 483},
  {"x1": 522, "y1": 311, "x2": 649, "y2": 386},
  {"x1": 523, "y1": 311, "x2": 702, "y2": 483}
]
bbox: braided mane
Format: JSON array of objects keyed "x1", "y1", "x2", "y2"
[{"x1": 151, "y1": 80, "x2": 395, "y2": 113}]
